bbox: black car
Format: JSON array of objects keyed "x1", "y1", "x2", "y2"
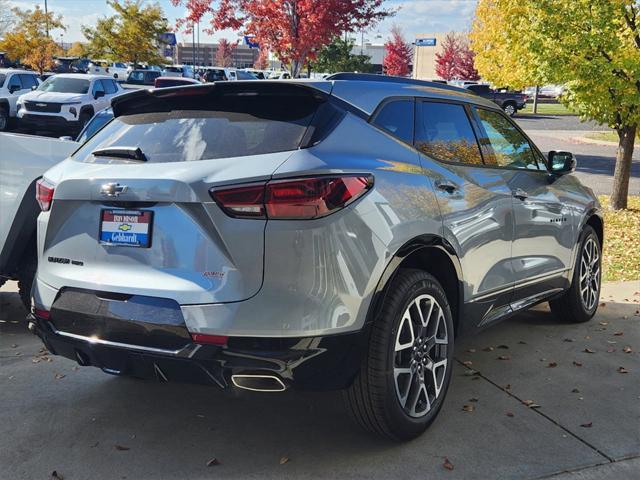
[
  {"x1": 464, "y1": 84, "x2": 528, "y2": 117},
  {"x1": 126, "y1": 69, "x2": 162, "y2": 86}
]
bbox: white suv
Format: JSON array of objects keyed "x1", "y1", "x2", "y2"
[
  {"x1": 0, "y1": 69, "x2": 41, "y2": 131},
  {"x1": 17, "y1": 74, "x2": 122, "y2": 133},
  {"x1": 88, "y1": 61, "x2": 130, "y2": 82}
]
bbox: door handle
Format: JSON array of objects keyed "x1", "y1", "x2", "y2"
[
  {"x1": 512, "y1": 188, "x2": 529, "y2": 200},
  {"x1": 435, "y1": 180, "x2": 459, "y2": 193}
]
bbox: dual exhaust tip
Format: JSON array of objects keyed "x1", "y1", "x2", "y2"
[{"x1": 231, "y1": 374, "x2": 286, "y2": 392}]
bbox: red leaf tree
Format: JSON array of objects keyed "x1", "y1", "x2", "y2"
[
  {"x1": 383, "y1": 26, "x2": 412, "y2": 77},
  {"x1": 171, "y1": 0, "x2": 393, "y2": 77},
  {"x1": 254, "y1": 47, "x2": 269, "y2": 70},
  {"x1": 215, "y1": 38, "x2": 235, "y2": 66},
  {"x1": 435, "y1": 32, "x2": 479, "y2": 81}
]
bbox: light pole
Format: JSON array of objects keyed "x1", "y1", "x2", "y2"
[{"x1": 44, "y1": 0, "x2": 49, "y2": 37}]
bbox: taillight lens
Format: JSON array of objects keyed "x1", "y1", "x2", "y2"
[
  {"x1": 210, "y1": 175, "x2": 373, "y2": 220},
  {"x1": 36, "y1": 178, "x2": 55, "y2": 211}
]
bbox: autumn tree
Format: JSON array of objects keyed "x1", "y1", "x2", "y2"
[
  {"x1": 215, "y1": 38, "x2": 236, "y2": 67},
  {"x1": 67, "y1": 42, "x2": 87, "y2": 58},
  {"x1": 435, "y1": 32, "x2": 460, "y2": 80},
  {"x1": 0, "y1": 6, "x2": 64, "y2": 71},
  {"x1": 171, "y1": 0, "x2": 392, "y2": 77},
  {"x1": 472, "y1": 0, "x2": 640, "y2": 210},
  {"x1": 312, "y1": 37, "x2": 374, "y2": 74},
  {"x1": 458, "y1": 40, "x2": 480, "y2": 81},
  {"x1": 383, "y1": 26, "x2": 412, "y2": 76},
  {"x1": 253, "y1": 48, "x2": 269, "y2": 70},
  {"x1": 82, "y1": 0, "x2": 168, "y2": 67}
]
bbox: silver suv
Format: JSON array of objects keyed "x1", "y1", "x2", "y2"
[{"x1": 30, "y1": 74, "x2": 603, "y2": 440}]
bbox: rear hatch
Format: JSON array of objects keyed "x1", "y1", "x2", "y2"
[{"x1": 39, "y1": 82, "x2": 331, "y2": 304}]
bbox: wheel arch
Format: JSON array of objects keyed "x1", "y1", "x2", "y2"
[
  {"x1": 585, "y1": 211, "x2": 604, "y2": 247},
  {"x1": 366, "y1": 235, "x2": 464, "y2": 336},
  {"x1": 79, "y1": 104, "x2": 94, "y2": 117}
]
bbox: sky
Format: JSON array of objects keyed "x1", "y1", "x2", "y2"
[{"x1": 8, "y1": 0, "x2": 479, "y2": 45}]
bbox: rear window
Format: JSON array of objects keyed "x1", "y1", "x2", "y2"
[{"x1": 74, "y1": 86, "x2": 324, "y2": 163}]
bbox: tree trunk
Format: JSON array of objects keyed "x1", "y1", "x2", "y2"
[
  {"x1": 533, "y1": 85, "x2": 539, "y2": 114},
  {"x1": 610, "y1": 124, "x2": 637, "y2": 210}
]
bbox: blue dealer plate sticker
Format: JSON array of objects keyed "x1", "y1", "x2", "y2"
[{"x1": 100, "y1": 209, "x2": 153, "y2": 247}]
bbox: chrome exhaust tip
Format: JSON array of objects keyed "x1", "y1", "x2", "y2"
[{"x1": 231, "y1": 374, "x2": 286, "y2": 392}]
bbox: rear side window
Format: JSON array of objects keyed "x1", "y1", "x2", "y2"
[
  {"x1": 102, "y1": 79, "x2": 117, "y2": 94},
  {"x1": 19, "y1": 74, "x2": 38, "y2": 89},
  {"x1": 371, "y1": 99, "x2": 414, "y2": 143},
  {"x1": 74, "y1": 85, "x2": 324, "y2": 163},
  {"x1": 415, "y1": 101, "x2": 483, "y2": 165}
]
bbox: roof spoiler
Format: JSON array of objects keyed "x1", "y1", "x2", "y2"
[{"x1": 325, "y1": 72, "x2": 468, "y2": 93}]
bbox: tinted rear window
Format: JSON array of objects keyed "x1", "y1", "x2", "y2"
[{"x1": 74, "y1": 86, "x2": 323, "y2": 163}]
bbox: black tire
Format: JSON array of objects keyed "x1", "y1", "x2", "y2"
[
  {"x1": 344, "y1": 269, "x2": 455, "y2": 441},
  {"x1": 0, "y1": 105, "x2": 9, "y2": 131},
  {"x1": 503, "y1": 102, "x2": 517, "y2": 117},
  {"x1": 78, "y1": 110, "x2": 92, "y2": 131},
  {"x1": 17, "y1": 243, "x2": 37, "y2": 312},
  {"x1": 549, "y1": 225, "x2": 601, "y2": 323}
]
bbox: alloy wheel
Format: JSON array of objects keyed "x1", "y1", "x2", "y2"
[
  {"x1": 393, "y1": 294, "x2": 449, "y2": 418},
  {"x1": 579, "y1": 237, "x2": 600, "y2": 311},
  {"x1": 504, "y1": 104, "x2": 515, "y2": 116}
]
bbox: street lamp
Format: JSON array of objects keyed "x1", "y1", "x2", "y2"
[{"x1": 44, "y1": 0, "x2": 49, "y2": 37}]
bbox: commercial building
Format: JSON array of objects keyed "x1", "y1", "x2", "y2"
[
  {"x1": 174, "y1": 42, "x2": 259, "y2": 68},
  {"x1": 412, "y1": 32, "x2": 468, "y2": 80}
]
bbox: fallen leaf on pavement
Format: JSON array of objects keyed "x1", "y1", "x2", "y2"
[
  {"x1": 443, "y1": 458, "x2": 454, "y2": 471},
  {"x1": 469, "y1": 397, "x2": 479, "y2": 403},
  {"x1": 607, "y1": 347, "x2": 616, "y2": 353},
  {"x1": 54, "y1": 373, "x2": 65, "y2": 380},
  {"x1": 466, "y1": 348, "x2": 476, "y2": 353},
  {"x1": 523, "y1": 400, "x2": 540, "y2": 408},
  {"x1": 584, "y1": 348, "x2": 596, "y2": 354},
  {"x1": 580, "y1": 422, "x2": 593, "y2": 428},
  {"x1": 547, "y1": 362, "x2": 558, "y2": 368},
  {"x1": 114, "y1": 445, "x2": 130, "y2": 451},
  {"x1": 518, "y1": 340, "x2": 527, "y2": 345},
  {"x1": 617, "y1": 367, "x2": 629, "y2": 374},
  {"x1": 614, "y1": 332, "x2": 624, "y2": 336},
  {"x1": 497, "y1": 345, "x2": 509, "y2": 349},
  {"x1": 483, "y1": 346, "x2": 494, "y2": 352},
  {"x1": 505, "y1": 384, "x2": 511, "y2": 390},
  {"x1": 563, "y1": 338, "x2": 575, "y2": 342},
  {"x1": 623, "y1": 346, "x2": 632, "y2": 353},
  {"x1": 280, "y1": 456, "x2": 289, "y2": 465},
  {"x1": 498, "y1": 355, "x2": 511, "y2": 360},
  {"x1": 573, "y1": 361, "x2": 583, "y2": 367},
  {"x1": 599, "y1": 302, "x2": 606, "y2": 307},
  {"x1": 599, "y1": 321, "x2": 608, "y2": 326},
  {"x1": 206, "y1": 458, "x2": 220, "y2": 466},
  {"x1": 11, "y1": 344, "x2": 18, "y2": 348},
  {"x1": 571, "y1": 388, "x2": 580, "y2": 393},
  {"x1": 462, "y1": 360, "x2": 473, "y2": 367},
  {"x1": 50, "y1": 471, "x2": 64, "y2": 480},
  {"x1": 506, "y1": 412, "x2": 514, "y2": 417},
  {"x1": 462, "y1": 404, "x2": 475, "y2": 412}
]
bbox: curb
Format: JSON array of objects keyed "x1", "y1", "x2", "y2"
[{"x1": 572, "y1": 135, "x2": 618, "y2": 147}]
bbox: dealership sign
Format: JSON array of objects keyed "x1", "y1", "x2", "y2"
[
  {"x1": 244, "y1": 35, "x2": 260, "y2": 49},
  {"x1": 415, "y1": 38, "x2": 437, "y2": 47}
]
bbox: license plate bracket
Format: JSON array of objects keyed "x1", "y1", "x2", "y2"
[{"x1": 99, "y1": 209, "x2": 153, "y2": 248}]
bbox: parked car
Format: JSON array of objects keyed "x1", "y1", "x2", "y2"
[
  {"x1": 0, "y1": 69, "x2": 41, "y2": 131},
  {"x1": 52, "y1": 57, "x2": 83, "y2": 74},
  {"x1": 202, "y1": 67, "x2": 238, "y2": 82},
  {"x1": 17, "y1": 74, "x2": 122, "y2": 133},
  {"x1": 153, "y1": 76, "x2": 200, "y2": 88},
  {"x1": 161, "y1": 65, "x2": 194, "y2": 78},
  {"x1": 267, "y1": 70, "x2": 291, "y2": 79},
  {"x1": 88, "y1": 61, "x2": 129, "y2": 82},
  {"x1": 464, "y1": 84, "x2": 528, "y2": 116},
  {"x1": 126, "y1": 69, "x2": 162, "y2": 86},
  {"x1": 29, "y1": 73, "x2": 602, "y2": 441},
  {"x1": 0, "y1": 108, "x2": 114, "y2": 305},
  {"x1": 241, "y1": 68, "x2": 268, "y2": 79}
]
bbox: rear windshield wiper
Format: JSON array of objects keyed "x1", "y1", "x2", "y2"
[{"x1": 91, "y1": 146, "x2": 147, "y2": 162}]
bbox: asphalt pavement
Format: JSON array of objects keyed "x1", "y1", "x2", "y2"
[{"x1": 1, "y1": 279, "x2": 638, "y2": 480}]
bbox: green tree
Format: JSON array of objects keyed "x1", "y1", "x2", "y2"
[
  {"x1": 311, "y1": 37, "x2": 373, "y2": 74},
  {"x1": 0, "y1": 6, "x2": 65, "y2": 67},
  {"x1": 472, "y1": 0, "x2": 640, "y2": 210},
  {"x1": 82, "y1": 0, "x2": 168, "y2": 67}
]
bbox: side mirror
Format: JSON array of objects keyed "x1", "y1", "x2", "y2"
[
  {"x1": 9, "y1": 85, "x2": 19, "y2": 94},
  {"x1": 548, "y1": 150, "x2": 576, "y2": 175},
  {"x1": 31, "y1": 85, "x2": 37, "y2": 91},
  {"x1": 94, "y1": 90, "x2": 105, "y2": 100}
]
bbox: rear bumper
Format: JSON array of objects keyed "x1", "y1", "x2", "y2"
[{"x1": 29, "y1": 311, "x2": 367, "y2": 391}]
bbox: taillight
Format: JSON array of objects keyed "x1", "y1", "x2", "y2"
[
  {"x1": 210, "y1": 175, "x2": 373, "y2": 220},
  {"x1": 36, "y1": 178, "x2": 55, "y2": 211},
  {"x1": 191, "y1": 333, "x2": 228, "y2": 346}
]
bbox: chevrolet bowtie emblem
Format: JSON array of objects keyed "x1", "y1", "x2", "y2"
[{"x1": 100, "y1": 183, "x2": 128, "y2": 197}]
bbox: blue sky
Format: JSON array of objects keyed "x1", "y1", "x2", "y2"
[{"x1": 9, "y1": 0, "x2": 478, "y2": 44}]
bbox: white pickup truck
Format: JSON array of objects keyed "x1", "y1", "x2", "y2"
[{"x1": 0, "y1": 108, "x2": 113, "y2": 308}]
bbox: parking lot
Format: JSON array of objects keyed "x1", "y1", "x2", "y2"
[{"x1": 1, "y1": 279, "x2": 638, "y2": 480}]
